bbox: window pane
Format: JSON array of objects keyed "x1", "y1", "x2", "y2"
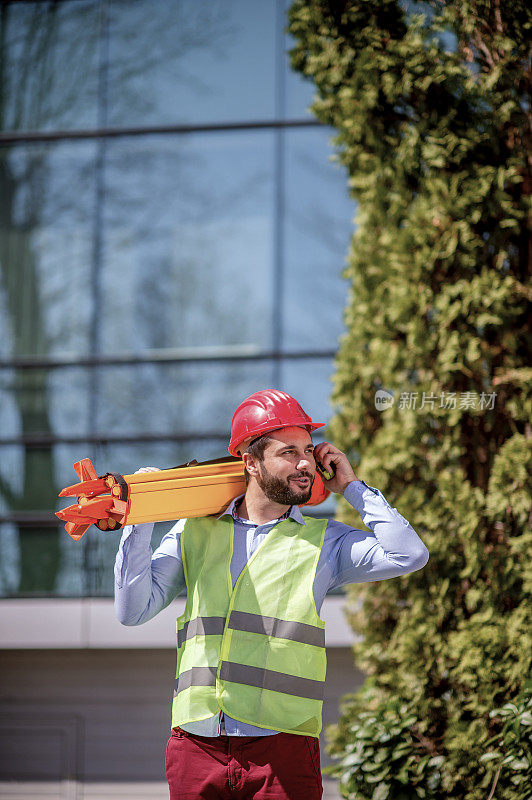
[
  {"x1": 283, "y1": 127, "x2": 354, "y2": 351},
  {"x1": 0, "y1": 141, "x2": 97, "y2": 358},
  {"x1": 278, "y1": 357, "x2": 335, "y2": 425},
  {"x1": 0, "y1": 522, "x2": 19, "y2": 596},
  {"x1": 283, "y1": 0, "x2": 315, "y2": 119},
  {"x1": 0, "y1": 416, "x2": 85, "y2": 598},
  {"x1": 100, "y1": 132, "x2": 275, "y2": 353},
  {"x1": 86, "y1": 439, "x2": 229, "y2": 478},
  {"x1": 0, "y1": 367, "x2": 92, "y2": 443},
  {"x1": 92, "y1": 360, "x2": 276, "y2": 442},
  {"x1": 107, "y1": 0, "x2": 277, "y2": 127},
  {"x1": 0, "y1": 445, "x2": 23, "y2": 516},
  {"x1": 0, "y1": 438, "x2": 63, "y2": 597},
  {"x1": 0, "y1": 0, "x2": 100, "y2": 133}
]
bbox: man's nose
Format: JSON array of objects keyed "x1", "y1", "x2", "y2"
[{"x1": 297, "y1": 456, "x2": 313, "y2": 471}]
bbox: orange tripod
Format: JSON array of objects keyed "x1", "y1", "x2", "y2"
[{"x1": 56, "y1": 457, "x2": 329, "y2": 541}]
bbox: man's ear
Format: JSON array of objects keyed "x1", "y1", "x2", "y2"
[{"x1": 242, "y1": 451, "x2": 260, "y2": 480}]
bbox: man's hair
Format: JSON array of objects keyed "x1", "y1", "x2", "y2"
[{"x1": 243, "y1": 435, "x2": 274, "y2": 484}]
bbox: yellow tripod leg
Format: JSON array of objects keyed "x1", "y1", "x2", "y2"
[{"x1": 123, "y1": 460, "x2": 246, "y2": 524}]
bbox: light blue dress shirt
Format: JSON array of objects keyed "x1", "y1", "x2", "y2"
[{"x1": 114, "y1": 480, "x2": 429, "y2": 737}]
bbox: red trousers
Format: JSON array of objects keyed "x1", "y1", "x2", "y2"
[{"x1": 165, "y1": 726, "x2": 323, "y2": 799}]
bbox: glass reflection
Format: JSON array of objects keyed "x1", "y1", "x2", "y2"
[
  {"x1": 1, "y1": 0, "x2": 314, "y2": 133},
  {"x1": 0, "y1": 367, "x2": 92, "y2": 441},
  {"x1": 282, "y1": 0, "x2": 315, "y2": 119},
  {"x1": 283, "y1": 127, "x2": 354, "y2": 350},
  {"x1": 0, "y1": 141, "x2": 97, "y2": 358},
  {"x1": 93, "y1": 359, "x2": 276, "y2": 443},
  {"x1": 0, "y1": 0, "x2": 357, "y2": 600},
  {"x1": 0, "y1": 440, "x2": 61, "y2": 595},
  {"x1": 0, "y1": 136, "x2": 97, "y2": 597},
  {"x1": 85, "y1": 439, "x2": 225, "y2": 479},
  {"x1": 0, "y1": 522, "x2": 19, "y2": 596},
  {"x1": 107, "y1": 0, "x2": 276, "y2": 127},
  {"x1": 100, "y1": 132, "x2": 274, "y2": 353},
  {"x1": 0, "y1": 0, "x2": 99, "y2": 132},
  {"x1": 279, "y1": 357, "x2": 336, "y2": 427}
]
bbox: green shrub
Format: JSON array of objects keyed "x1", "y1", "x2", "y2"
[
  {"x1": 288, "y1": 2, "x2": 532, "y2": 797},
  {"x1": 480, "y1": 683, "x2": 532, "y2": 800}
]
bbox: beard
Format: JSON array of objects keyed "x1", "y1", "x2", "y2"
[{"x1": 256, "y1": 463, "x2": 314, "y2": 506}]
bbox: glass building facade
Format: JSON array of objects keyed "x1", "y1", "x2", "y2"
[{"x1": 0, "y1": 0, "x2": 355, "y2": 598}]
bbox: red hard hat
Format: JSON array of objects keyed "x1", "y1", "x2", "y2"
[{"x1": 228, "y1": 389, "x2": 325, "y2": 456}]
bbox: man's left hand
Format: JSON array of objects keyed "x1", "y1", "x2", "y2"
[{"x1": 313, "y1": 442, "x2": 359, "y2": 494}]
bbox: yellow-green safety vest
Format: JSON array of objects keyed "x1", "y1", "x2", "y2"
[{"x1": 172, "y1": 514, "x2": 328, "y2": 737}]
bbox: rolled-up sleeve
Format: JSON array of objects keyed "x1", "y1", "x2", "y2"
[
  {"x1": 326, "y1": 481, "x2": 429, "y2": 590},
  {"x1": 114, "y1": 519, "x2": 186, "y2": 626}
]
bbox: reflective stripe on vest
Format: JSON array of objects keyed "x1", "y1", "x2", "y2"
[
  {"x1": 219, "y1": 661, "x2": 324, "y2": 701},
  {"x1": 228, "y1": 610, "x2": 325, "y2": 648},
  {"x1": 174, "y1": 666, "x2": 217, "y2": 696},
  {"x1": 176, "y1": 611, "x2": 324, "y2": 652},
  {"x1": 177, "y1": 616, "x2": 226, "y2": 648}
]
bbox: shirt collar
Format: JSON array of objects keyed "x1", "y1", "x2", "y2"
[{"x1": 218, "y1": 494, "x2": 306, "y2": 526}]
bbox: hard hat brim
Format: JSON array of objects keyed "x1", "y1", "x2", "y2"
[{"x1": 229, "y1": 421, "x2": 325, "y2": 457}]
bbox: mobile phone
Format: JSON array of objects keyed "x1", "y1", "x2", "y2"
[{"x1": 315, "y1": 455, "x2": 335, "y2": 482}]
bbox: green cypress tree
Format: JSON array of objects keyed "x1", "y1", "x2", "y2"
[{"x1": 288, "y1": 2, "x2": 531, "y2": 798}]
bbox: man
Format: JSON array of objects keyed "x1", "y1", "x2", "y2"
[{"x1": 114, "y1": 389, "x2": 429, "y2": 799}]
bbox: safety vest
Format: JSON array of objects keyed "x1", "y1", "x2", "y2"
[{"x1": 171, "y1": 514, "x2": 328, "y2": 737}]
